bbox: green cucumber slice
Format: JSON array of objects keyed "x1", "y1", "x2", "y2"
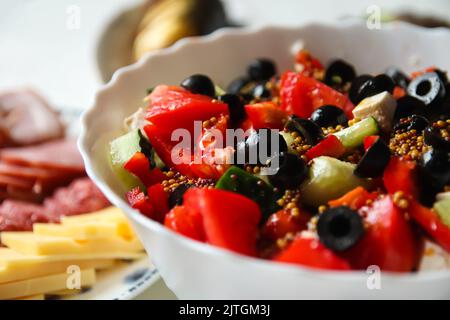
[
  {"x1": 333, "y1": 117, "x2": 379, "y2": 149},
  {"x1": 434, "y1": 199, "x2": 450, "y2": 228},
  {"x1": 300, "y1": 156, "x2": 371, "y2": 207}
]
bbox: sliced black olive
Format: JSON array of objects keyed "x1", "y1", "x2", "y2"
[
  {"x1": 227, "y1": 76, "x2": 250, "y2": 95},
  {"x1": 235, "y1": 129, "x2": 287, "y2": 166},
  {"x1": 394, "y1": 115, "x2": 429, "y2": 133},
  {"x1": 324, "y1": 59, "x2": 356, "y2": 87},
  {"x1": 434, "y1": 69, "x2": 448, "y2": 84},
  {"x1": 138, "y1": 130, "x2": 155, "y2": 169},
  {"x1": 252, "y1": 83, "x2": 271, "y2": 99},
  {"x1": 310, "y1": 105, "x2": 348, "y2": 127},
  {"x1": 394, "y1": 95, "x2": 426, "y2": 122},
  {"x1": 354, "y1": 138, "x2": 391, "y2": 178},
  {"x1": 424, "y1": 125, "x2": 450, "y2": 152},
  {"x1": 349, "y1": 74, "x2": 372, "y2": 105},
  {"x1": 168, "y1": 184, "x2": 192, "y2": 208},
  {"x1": 357, "y1": 74, "x2": 395, "y2": 103},
  {"x1": 317, "y1": 206, "x2": 365, "y2": 252},
  {"x1": 417, "y1": 149, "x2": 450, "y2": 205},
  {"x1": 181, "y1": 74, "x2": 215, "y2": 97},
  {"x1": 247, "y1": 58, "x2": 276, "y2": 81},
  {"x1": 267, "y1": 152, "x2": 308, "y2": 189},
  {"x1": 385, "y1": 66, "x2": 410, "y2": 89},
  {"x1": 218, "y1": 94, "x2": 246, "y2": 127},
  {"x1": 285, "y1": 116, "x2": 324, "y2": 146},
  {"x1": 407, "y1": 72, "x2": 446, "y2": 109}
]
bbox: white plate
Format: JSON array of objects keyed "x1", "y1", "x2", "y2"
[
  {"x1": 80, "y1": 21, "x2": 450, "y2": 299},
  {"x1": 63, "y1": 258, "x2": 159, "y2": 300}
]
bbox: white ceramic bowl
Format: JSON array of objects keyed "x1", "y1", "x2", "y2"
[{"x1": 80, "y1": 21, "x2": 450, "y2": 299}]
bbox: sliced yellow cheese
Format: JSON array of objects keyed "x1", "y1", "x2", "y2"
[
  {"x1": 61, "y1": 207, "x2": 127, "y2": 225},
  {"x1": 33, "y1": 221, "x2": 133, "y2": 240},
  {"x1": 47, "y1": 289, "x2": 81, "y2": 296},
  {"x1": 0, "y1": 232, "x2": 144, "y2": 256},
  {"x1": 13, "y1": 294, "x2": 45, "y2": 300},
  {"x1": 0, "y1": 258, "x2": 114, "y2": 284},
  {"x1": 0, "y1": 269, "x2": 96, "y2": 300},
  {"x1": 0, "y1": 247, "x2": 145, "y2": 266},
  {"x1": 59, "y1": 207, "x2": 135, "y2": 239}
]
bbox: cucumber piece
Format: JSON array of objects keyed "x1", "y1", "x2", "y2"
[
  {"x1": 300, "y1": 156, "x2": 371, "y2": 207},
  {"x1": 215, "y1": 84, "x2": 226, "y2": 96},
  {"x1": 333, "y1": 117, "x2": 379, "y2": 149},
  {"x1": 434, "y1": 199, "x2": 450, "y2": 227},
  {"x1": 109, "y1": 130, "x2": 143, "y2": 189},
  {"x1": 280, "y1": 131, "x2": 296, "y2": 154},
  {"x1": 216, "y1": 166, "x2": 280, "y2": 219}
]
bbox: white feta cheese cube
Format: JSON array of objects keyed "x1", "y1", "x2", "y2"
[{"x1": 352, "y1": 91, "x2": 397, "y2": 132}]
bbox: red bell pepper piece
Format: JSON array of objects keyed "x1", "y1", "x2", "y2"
[
  {"x1": 343, "y1": 196, "x2": 418, "y2": 271},
  {"x1": 147, "y1": 183, "x2": 169, "y2": 223},
  {"x1": 183, "y1": 188, "x2": 261, "y2": 256},
  {"x1": 328, "y1": 186, "x2": 378, "y2": 211},
  {"x1": 123, "y1": 152, "x2": 166, "y2": 187},
  {"x1": 363, "y1": 135, "x2": 379, "y2": 151},
  {"x1": 305, "y1": 135, "x2": 345, "y2": 160},
  {"x1": 244, "y1": 102, "x2": 288, "y2": 130},
  {"x1": 280, "y1": 71, "x2": 354, "y2": 119},
  {"x1": 393, "y1": 86, "x2": 406, "y2": 99},
  {"x1": 145, "y1": 85, "x2": 228, "y2": 135},
  {"x1": 126, "y1": 186, "x2": 154, "y2": 219},
  {"x1": 409, "y1": 199, "x2": 450, "y2": 253},
  {"x1": 294, "y1": 49, "x2": 324, "y2": 78},
  {"x1": 383, "y1": 157, "x2": 419, "y2": 197},
  {"x1": 274, "y1": 236, "x2": 351, "y2": 270},
  {"x1": 164, "y1": 205, "x2": 206, "y2": 242},
  {"x1": 263, "y1": 209, "x2": 309, "y2": 241}
]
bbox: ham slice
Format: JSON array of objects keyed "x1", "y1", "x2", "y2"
[
  {"x1": 0, "y1": 138, "x2": 84, "y2": 172},
  {"x1": 0, "y1": 89, "x2": 64, "y2": 146}
]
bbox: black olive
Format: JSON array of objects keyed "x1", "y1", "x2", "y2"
[
  {"x1": 310, "y1": 105, "x2": 348, "y2": 127},
  {"x1": 434, "y1": 69, "x2": 448, "y2": 84},
  {"x1": 324, "y1": 59, "x2": 356, "y2": 87},
  {"x1": 385, "y1": 66, "x2": 410, "y2": 89},
  {"x1": 138, "y1": 130, "x2": 155, "y2": 169},
  {"x1": 227, "y1": 76, "x2": 250, "y2": 95},
  {"x1": 285, "y1": 116, "x2": 324, "y2": 146},
  {"x1": 349, "y1": 74, "x2": 372, "y2": 105},
  {"x1": 407, "y1": 72, "x2": 446, "y2": 110},
  {"x1": 354, "y1": 138, "x2": 391, "y2": 178},
  {"x1": 417, "y1": 149, "x2": 450, "y2": 205},
  {"x1": 218, "y1": 94, "x2": 246, "y2": 127},
  {"x1": 181, "y1": 74, "x2": 215, "y2": 97},
  {"x1": 424, "y1": 125, "x2": 450, "y2": 152},
  {"x1": 247, "y1": 58, "x2": 276, "y2": 81},
  {"x1": 168, "y1": 184, "x2": 192, "y2": 208},
  {"x1": 252, "y1": 83, "x2": 271, "y2": 99},
  {"x1": 317, "y1": 206, "x2": 365, "y2": 252},
  {"x1": 356, "y1": 74, "x2": 395, "y2": 104},
  {"x1": 235, "y1": 129, "x2": 287, "y2": 166},
  {"x1": 394, "y1": 115, "x2": 429, "y2": 133},
  {"x1": 394, "y1": 95, "x2": 426, "y2": 122},
  {"x1": 267, "y1": 152, "x2": 308, "y2": 189}
]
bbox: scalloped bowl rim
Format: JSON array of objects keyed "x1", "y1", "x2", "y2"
[{"x1": 79, "y1": 21, "x2": 450, "y2": 284}]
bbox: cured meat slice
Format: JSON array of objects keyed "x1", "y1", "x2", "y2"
[
  {"x1": 43, "y1": 177, "x2": 110, "y2": 222},
  {"x1": 0, "y1": 177, "x2": 110, "y2": 231},
  {"x1": 0, "y1": 161, "x2": 69, "y2": 180},
  {"x1": 0, "y1": 200, "x2": 47, "y2": 231},
  {"x1": 0, "y1": 174, "x2": 34, "y2": 190},
  {"x1": 0, "y1": 138, "x2": 84, "y2": 173},
  {"x1": 0, "y1": 89, "x2": 64, "y2": 146}
]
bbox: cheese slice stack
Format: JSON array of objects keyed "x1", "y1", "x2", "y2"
[{"x1": 0, "y1": 206, "x2": 146, "y2": 300}]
